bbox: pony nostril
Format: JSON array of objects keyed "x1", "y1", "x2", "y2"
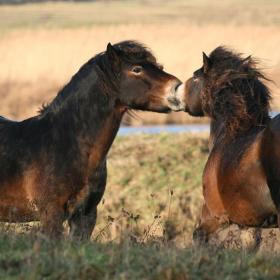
[
  {"x1": 174, "y1": 82, "x2": 182, "y2": 92},
  {"x1": 171, "y1": 81, "x2": 182, "y2": 94},
  {"x1": 167, "y1": 96, "x2": 180, "y2": 107}
]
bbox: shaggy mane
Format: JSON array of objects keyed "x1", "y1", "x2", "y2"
[
  {"x1": 202, "y1": 46, "x2": 271, "y2": 136},
  {"x1": 113, "y1": 40, "x2": 161, "y2": 68}
]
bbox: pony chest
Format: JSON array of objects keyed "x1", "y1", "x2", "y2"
[
  {"x1": 86, "y1": 116, "x2": 121, "y2": 173},
  {"x1": 202, "y1": 153, "x2": 225, "y2": 215}
]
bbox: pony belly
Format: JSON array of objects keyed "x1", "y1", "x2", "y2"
[
  {"x1": 203, "y1": 154, "x2": 226, "y2": 217},
  {"x1": 0, "y1": 199, "x2": 39, "y2": 222},
  {"x1": 0, "y1": 179, "x2": 39, "y2": 222}
]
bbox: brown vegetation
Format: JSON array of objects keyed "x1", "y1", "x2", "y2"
[{"x1": 0, "y1": 0, "x2": 279, "y2": 124}]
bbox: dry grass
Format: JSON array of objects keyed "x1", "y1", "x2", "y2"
[
  {"x1": 0, "y1": 0, "x2": 279, "y2": 122},
  {"x1": 95, "y1": 133, "x2": 208, "y2": 246}
]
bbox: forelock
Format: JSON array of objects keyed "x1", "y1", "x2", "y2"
[
  {"x1": 209, "y1": 46, "x2": 245, "y2": 71},
  {"x1": 113, "y1": 40, "x2": 161, "y2": 68}
]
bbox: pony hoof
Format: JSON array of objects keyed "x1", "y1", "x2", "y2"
[{"x1": 193, "y1": 227, "x2": 208, "y2": 245}]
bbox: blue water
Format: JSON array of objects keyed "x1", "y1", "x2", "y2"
[
  {"x1": 270, "y1": 111, "x2": 279, "y2": 118},
  {"x1": 118, "y1": 124, "x2": 209, "y2": 135},
  {"x1": 118, "y1": 111, "x2": 280, "y2": 135}
]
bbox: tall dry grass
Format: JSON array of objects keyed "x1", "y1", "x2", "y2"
[{"x1": 0, "y1": 0, "x2": 279, "y2": 122}]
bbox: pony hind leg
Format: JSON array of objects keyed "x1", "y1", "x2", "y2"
[
  {"x1": 260, "y1": 121, "x2": 280, "y2": 228},
  {"x1": 262, "y1": 161, "x2": 280, "y2": 228}
]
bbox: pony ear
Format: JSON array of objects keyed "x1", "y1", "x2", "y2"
[
  {"x1": 106, "y1": 43, "x2": 120, "y2": 62},
  {"x1": 242, "y1": 55, "x2": 251, "y2": 64},
  {"x1": 202, "y1": 52, "x2": 211, "y2": 73}
]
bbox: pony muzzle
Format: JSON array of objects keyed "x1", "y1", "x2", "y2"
[{"x1": 166, "y1": 82, "x2": 186, "y2": 111}]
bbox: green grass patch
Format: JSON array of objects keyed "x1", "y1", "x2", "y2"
[{"x1": 1, "y1": 232, "x2": 280, "y2": 279}]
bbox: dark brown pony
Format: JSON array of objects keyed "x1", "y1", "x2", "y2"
[
  {"x1": 0, "y1": 40, "x2": 181, "y2": 239},
  {"x1": 173, "y1": 46, "x2": 280, "y2": 241}
]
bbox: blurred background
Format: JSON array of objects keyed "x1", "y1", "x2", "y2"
[{"x1": 0, "y1": 0, "x2": 279, "y2": 125}]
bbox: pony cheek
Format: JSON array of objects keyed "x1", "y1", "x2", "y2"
[{"x1": 186, "y1": 92, "x2": 203, "y2": 116}]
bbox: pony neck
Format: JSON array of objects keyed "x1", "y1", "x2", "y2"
[
  {"x1": 209, "y1": 119, "x2": 224, "y2": 151},
  {"x1": 209, "y1": 115, "x2": 269, "y2": 151},
  {"x1": 41, "y1": 65, "x2": 125, "y2": 159}
]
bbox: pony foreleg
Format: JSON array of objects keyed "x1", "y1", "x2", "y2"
[
  {"x1": 39, "y1": 202, "x2": 65, "y2": 239},
  {"x1": 68, "y1": 162, "x2": 107, "y2": 241},
  {"x1": 68, "y1": 205, "x2": 97, "y2": 241},
  {"x1": 193, "y1": 203, "x2": 229, "y2": 244},
  {"x1": 261, "y1": 121, "x2": 280, "y2": 228}
]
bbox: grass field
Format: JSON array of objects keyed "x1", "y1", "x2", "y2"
[
  {"x1": 0, "y1": 0, "x2": 279, "y2": 123},
  {"x1": 1, "y1": 133, "x2": 280, "y2": 279},
  {"x1": 3, "y1": 233, "x2": 280, "y2": 279}
]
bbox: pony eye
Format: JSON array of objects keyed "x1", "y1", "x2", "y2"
[
  {"x1": 132, "y1": 66, "x2": 143, "y2": 74},
  {"x1": 193, "y1": 76, "x2": 199, "y2": 82}
]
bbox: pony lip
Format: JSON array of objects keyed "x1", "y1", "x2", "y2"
[{"x1": 166, "y1": 96, "x2": 184, "y2": 111}]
